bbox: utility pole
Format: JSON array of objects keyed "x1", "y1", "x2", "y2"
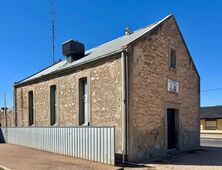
[
  {"x1": 51, "y1": 0, "x2": 56, "y2": 64},
  {"x1": 4, "y1": 93, "x2": 7, "y2": 128},
  {"x1": 1, "y1": 92, "x2": 8, "y2": 142}
]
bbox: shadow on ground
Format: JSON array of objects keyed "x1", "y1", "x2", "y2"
[
  {"x1": 151, "y1": 146, "x2": 222, "y2": 167},
  {"x1": 116, "y1": 162, "x2": 155, "y2": 170},
  {"x1": 0, "y1": 128, "x2": 5, "y2": 143},
  {"x1": 115, "y1": 146, "x2": 222, "y2": 169}
]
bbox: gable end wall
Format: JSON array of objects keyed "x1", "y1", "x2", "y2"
[{"x1": 128, "y1": 16, "x2": 200, "y2": 162}]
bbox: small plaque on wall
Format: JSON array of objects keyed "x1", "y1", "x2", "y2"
[{"x1": 168, "y1": 79, "x2": 179, "y2": 93}]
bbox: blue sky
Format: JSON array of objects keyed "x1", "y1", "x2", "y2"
[{"x1": 0, "y1": 0, "x2": 222, "y2": 107}]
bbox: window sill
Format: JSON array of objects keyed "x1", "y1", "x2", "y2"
[
  {"x1": 80, "y1": 122, "x2": 90, "y2": 126},
  {"x1": 169, "y1": 67, "x2": 177, "y2": 72},
  {"x1": 50, "y1": 123, "x2": 58, "y2": 126},
  {"x1": 167, "y1": 91, "x2": 179, "y2": 95}
]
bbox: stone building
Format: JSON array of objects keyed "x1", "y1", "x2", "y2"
[
  {"x1": 0, "y1": 108, "x2": 14, "y2": 127},
  {"x1": 13, "y1": 14, "x2": 200, "y2": 162}
]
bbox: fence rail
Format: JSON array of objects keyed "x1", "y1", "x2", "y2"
[{"x1": 0, "y1": 126, "x2": 115, "y2": 165}]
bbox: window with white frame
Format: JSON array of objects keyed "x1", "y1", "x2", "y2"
[{"x1": 79, "y1": 78, "x2": 89, "y2": 125}]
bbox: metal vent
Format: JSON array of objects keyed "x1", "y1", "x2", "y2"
[
  {"x1": 124, "y1": 27, "x2": 133, "y2": 35},
  {"x1": 170, "y1": 49, "x2": 176, "y2": 68}
]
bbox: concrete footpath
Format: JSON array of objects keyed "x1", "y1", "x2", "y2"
[{"x1": 0, "y1": 144, "x2": 119, "y2": 170}]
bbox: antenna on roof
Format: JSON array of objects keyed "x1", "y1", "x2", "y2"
[{"x1": 51, "y1": 0, "x2": 56, "y2": 64}]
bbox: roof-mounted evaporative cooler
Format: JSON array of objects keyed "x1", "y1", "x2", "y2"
[{"x1": 62, "y1": 40, "x2": 85, "y2": 63}]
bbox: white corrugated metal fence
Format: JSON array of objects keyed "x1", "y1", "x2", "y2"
[{"x1": 0, "y1": 126, "x2": 115, "y2": 165}]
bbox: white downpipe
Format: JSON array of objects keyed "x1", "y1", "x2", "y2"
[{"x1": 121, "y1": 51, "x2": 126, "y2": 164}]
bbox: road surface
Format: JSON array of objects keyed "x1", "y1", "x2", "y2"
[{"x1": 201, "y1": 137, "x2": 222, "y2": 147}]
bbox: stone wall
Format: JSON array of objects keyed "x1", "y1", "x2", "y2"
[
  {"x1": 15, "y1": 55, "x2": 123, "y2": 153},
  {"x1": 200, "y1": 119, "x2": 205, "y2": 130},
  {"x1": 216, "y1": 119, "x2": 222, "y2": 130},
  {"x1": 14, "y1": 15, "x2": 200, "y2": 161},
  {"x1": 127, "y1": 16, "x2": 200, "y2": 161}
]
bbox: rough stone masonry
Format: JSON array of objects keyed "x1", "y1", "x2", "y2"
[
  {"x1": 13, "y1": 15, "x2": 200, "y2": 162},
  {"x1": 127, "y1": 16, "x2": 200, "y2": 161}
]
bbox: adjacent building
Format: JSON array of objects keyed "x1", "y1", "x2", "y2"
[
  {"x1": 200, "y1": 106, "x2": 222, "y2": 132},
  {"x1": 0, "y1": 108, "x2": 13, "y2": 127},
  {"x1": 13, "y1": 14, "x2": 200, "y2": 162}
]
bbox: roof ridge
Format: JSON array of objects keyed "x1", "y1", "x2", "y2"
[
  {"x1": 201, "y1": 105, "x2": 222, "y2": 108},
  {"x1": 86, "y1": 14, "x2": 173, "y2": 53},
  {"x1": 86, "y1": 23, "x2": 156, "y2": 53}
]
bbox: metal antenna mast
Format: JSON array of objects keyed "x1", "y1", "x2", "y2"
[{"x1": 51, "y1": 0, "x2": 55, "y2": 64}]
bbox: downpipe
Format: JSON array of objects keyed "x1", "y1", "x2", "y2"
[{"x1": 121, "y1": 50, "x2": 127, "y2": 164}]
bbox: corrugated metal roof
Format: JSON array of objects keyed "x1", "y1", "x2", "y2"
[
  {"x1": 201, "y1": 106, "x2": 222, "y2": 119},
  {"x1": 16, "y1": 14, "x2": 172, "y2": 85}
]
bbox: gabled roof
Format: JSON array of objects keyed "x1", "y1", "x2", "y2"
[
  {"x1": 200, "y1": 106, "x2": 222, "y2": 119},
  {"x1": 15, "y1": 14, "x2": 173, "y2": 86}
]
